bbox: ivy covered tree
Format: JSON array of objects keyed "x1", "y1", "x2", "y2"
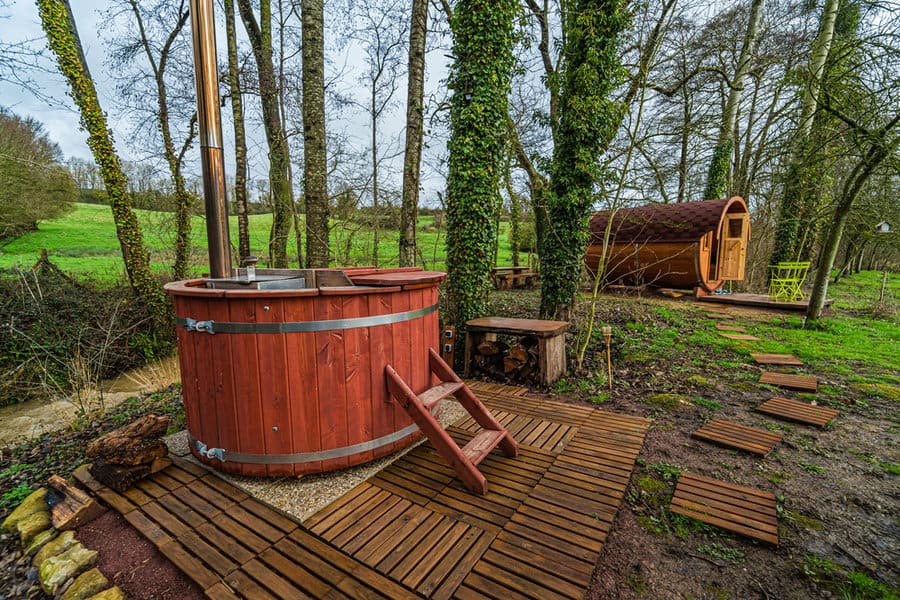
[
  {"x1": 36, "y1": 0, "x2": 169, "y2": 326},
  {"x1": 540, "y1": 0, "x2": 630, "y2": 320},
  {"x1": 444, "y1": 0, "x2": 518, "y2": 330}
]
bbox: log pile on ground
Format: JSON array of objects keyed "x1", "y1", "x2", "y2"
[
  {"x1": 474, "y1": 335, "x2": 541, "y2": 383},
  {"x1": 87, "y1": 415, "x2": 171, "y2": 492}
]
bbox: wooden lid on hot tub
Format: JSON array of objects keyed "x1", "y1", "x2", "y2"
[{"x1": 348, "y1": 268, "x2": 447, "y2": 288}]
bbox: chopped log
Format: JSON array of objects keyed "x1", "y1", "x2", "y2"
[
  {"x1": 477, "y1": 341, "x2": 501, "y2": 356},
  {"x1": 86, "y1": 415, "x2": 169, "y2": 459},
  {"x1": 100, "y1": 441, "x2": 168, "y2": 466},
  {"x1": 46, "y1": 475, "x2": 106, "y2": 530},
  {"x1": 89, "y1": 461, "x2": 151, "y2": 493},
  {"x1": 509, "y1": 344, "x2": 528, "y2": 364},
  {"x1": 149, "y1": 457, "x2": 173, "y2": 474},
  {"x1": 503, "y1": 357, "x2": 523, "y2": 374}
]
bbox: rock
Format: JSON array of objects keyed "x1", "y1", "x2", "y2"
[
  {"x1": 24, "y1": 528, "x2": 57, "y2": 557},
  {"x1": 59, "y1": 568, "x2": 108, "y2": 600},
  {"x1": 16, "y1": 510, "x2": 52, "y2": 546},
  {"x1": 1, "y1": 488, "x2": 48, "y2": 532},
  {"x1": 88, "y1": 587, "x2": 127, "y2": 600},
  {"x1": 39, "y1": 543, "x2": 98, "y2": 595},
  {"x1": 33, "y1": 530, "x2": 76, "y2": 567}
]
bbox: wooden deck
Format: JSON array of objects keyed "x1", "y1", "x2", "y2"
[
  {"x1": 698, "y1": 293, "x2": 833, "y2": 312},
  {"x1": 759, "y1": 371, "x2": 818, "y2": 391},
  {"x1": 75, "y1": 381, "x2": 649, "y2": 599},
  {"x1": 307, "y1": 381, "x2": 651, "y2": 599},
  {"x1": 692, "y1": 419, "x2": 783, "y2": 456},
  {"x1": 750, "y1": 353, "x2": 803, "y2": 366},
  {"x1": 756, "y1": 397, "x2": 839, "y2": 427}
]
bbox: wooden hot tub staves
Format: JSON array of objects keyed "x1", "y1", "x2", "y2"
[{"x1": 165, "y1": 268, "x2": 446, "y2": 477}]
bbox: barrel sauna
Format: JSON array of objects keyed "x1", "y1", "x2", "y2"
[
  {"x1": 585, "y1": 197, "x2": 750, "y2": 295},
  {"x1": 164, "y1": 268, "x2": 445, "y2": 476}
]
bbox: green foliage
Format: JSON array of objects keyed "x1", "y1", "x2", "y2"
[
  {"x1": 702, "y1": 139, "x2": 734, "y2": 202},
  {"x1": 691, "y1": 397, "x2": 721, "y2": 410},
  {"x1": 0, "y1": 110, "x2": 76, "y2": 243},
  {"x1": 696, "y1": 542, "x2": 745, "y2": 563},
  {"x1": 445, "y1": 0, "x2": 518, "y2": 330},
  {"x1": 1, "y1": 483, "x2": 32, "y2": 509},
  {"x1": 803, "y1": 554, "x2": 898, "y2": 600},
  {"x1": 540, "y1": 0, "x2": 629, "y2": 318}
]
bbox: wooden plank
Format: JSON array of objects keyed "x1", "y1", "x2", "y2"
[
  {"x1": 239, "y1": 498, "x2": 298, "y2": 534},
  {"x1": 750, "y1": 353, "x2": 803, "y2": 366},
  {"x1": 214, "y1": 513, "x2": 271, "y2": 555},
  {"x1": 465, "y1": 317, "x2": 568, "y2": 338},
  {"x1": 399, "y1": 520, "x2": 469, "y2": 589},
  {"x1": 221, "y1": 569, "x2": 279, "y2": 600},
  {"x1": 353, "y1": 504, "x2": 434, "y2": 565},
  {"x1": 158, "y1": 541, "x2": 220, "y2": 591},
  {"x1": 199, "y1": 474, "x2": 250, "y2": 503},
  {"x1": 480, "y1": 547, "x2": 584, "y2": 599},
  {"x1": 692, "y1": 420, "x2": 782, "y2": 456},
  {"x1": 241, "y1": 558, "x2": 312, "y2": 599},
  {"x1": 196, "y1": 522, "x2": 255, "y2": 566},
  {"x1": 172, "y1": 486, "x2": 222, "y2": 520},
  {"x1": 225, "y1": 505, "x2": 287, "y2": 544},
  {"x1": 719, "y1": 333, "x2": 762, "y2": 341},
  {"x1": 715, "y1": 324, "x2": 746, "y2": 332},
  {"x1": 204, "y1": 582, "x2": 240, "y2": 600},
  {"x1": 180, "y1": 530, "x2": 239, "y2": 576},
  {"x1": 142, "y1": 500, "x2": 192, "y2": 538},
  {"x1": 759, "y1": 372, "x2": 818, "y2": 391},
  {"x1": 258, "y1": 547, "x2": 334, "y2": 598},
  {"x1": 124, "y1": 510, "x2": 172, "y2": 547},
  {"x1": 756, "y1": 397, "x2": 838, "y2": 427},
  {"x1": 156, "y1": 494, "x2": 207, "y2": 529},
  {"x1": 671, "y1": 472, "x2": 778, "y2": 545}
]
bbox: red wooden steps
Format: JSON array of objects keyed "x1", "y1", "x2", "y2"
[{"x1": 386, "y1": 348, "x2": 518, "y2": 495}]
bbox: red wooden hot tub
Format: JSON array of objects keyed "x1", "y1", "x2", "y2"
[{"x1": 164, "y1": 267, "x2": 445, "y2": 476}]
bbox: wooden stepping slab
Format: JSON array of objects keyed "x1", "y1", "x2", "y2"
[
  {"x1": 750, "y1": 353, "x2": 803, "y2": 366},
  {"x1": 692, "y1": 419, "x2": 782, "y2": 456},
  {"x1": 670, "y1": 472, "x2": 778, "y2": 545},
  {"x1": 719, "y1": 333, "x2": 761, "y2": 341},
  {"x1": 760, "y1": 371, "x2": 817, "y2": 391},
  {"x1": 715, "y1": 324, "x2": 746, "y2": 332},
  {"x1": 704, "y1": 312, "x2": 733, "y2": 320},
  {"x1": 756, "y1": 397, "x2": 839, "y2": 427}
]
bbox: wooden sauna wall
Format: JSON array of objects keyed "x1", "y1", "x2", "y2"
[
  {"x1": 585, "y1": 242, "x2": 704, "y2": 289},
  {"x1": 173, "y1": 283, "x2": 439, "y2": 477}
]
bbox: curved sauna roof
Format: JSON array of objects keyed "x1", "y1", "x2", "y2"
[{"x1": 589, "y1": 197, "x2": 748, "y2": 244}]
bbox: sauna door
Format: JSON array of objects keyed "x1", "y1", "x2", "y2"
[{"x1": 716, "y1": 214, "x2": 750, "y2": 280}]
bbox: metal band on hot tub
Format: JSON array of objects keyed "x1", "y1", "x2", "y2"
[
  {"x1": 190, "y1": 417, "x2": 430, "y2": 465},
  {"x1": 176, "y1": 302, "x2": 437, "y2": 334}
]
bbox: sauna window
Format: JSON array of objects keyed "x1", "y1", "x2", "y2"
[{"x1": 728, "y1": 218, "x2": 743, "y2": 238}]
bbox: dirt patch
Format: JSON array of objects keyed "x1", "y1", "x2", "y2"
[{"x1": 77, "y1": 511, "x2": 204, "y2": 600}]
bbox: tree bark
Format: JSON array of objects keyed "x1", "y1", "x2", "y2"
[
  {"x1": 770, "y1": 0, "x2": 839, "y2": 267},
  {"x1": 702, "y1": 0, "x2": 764, "y2": 201},
  {"x1": 399, "y1": 0, "x2": 428, "y2": 267},
  {"x1": 37, "y1": 0, "x2": 169, "y2": 326},
  {"x1": 224, "y1": 0, "x2": 251, "y2": 261},
  {"x1": 302, "y1": 0, "x2": 329, "y2": 268},
  {"x1": 236, "y1": 0, "x2": 294, "y2": 268}
]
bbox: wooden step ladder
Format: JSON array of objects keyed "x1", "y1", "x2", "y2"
[{"x1": 385, "y1": 348, "x2": 518, "y2": 494}]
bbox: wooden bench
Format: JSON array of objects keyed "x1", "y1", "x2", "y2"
[
  {"x1": 492, "y1": 268, "x2": 539, "y2": 290},
  {"x1": 464, "y1": 317, "x2": 568, "y2": 384}
]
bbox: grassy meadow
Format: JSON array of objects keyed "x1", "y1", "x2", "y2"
[{"x1": 0, "y1": 203, "x2": 530, "y2": 278}]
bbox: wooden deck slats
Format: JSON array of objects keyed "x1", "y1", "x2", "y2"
[
  {"x1": 750, "y1": 353, "x2": 803, "y2": 366},
  {"x1": 670, "y1": 472, "x2": 778, "y2": 545},
  {"x1": 75, "y1": 463, "x2": 420, "y2": 599},
  {"x1": 719, "y1": 333, "x2": 762, "y2": 341},
  {"x1": 756, "y1": 397, "x2": 839, "y2": 427},
  {"x1": 759, "y1": 371, "x2": 818, "y2": 391},
  {"x1": 303, "y1": 389, "x2": 649, "y2": 600},
  {"x1": 715, "y1": 324, "x2": 746, "y2": 332},
  {"x1": 692, "y1": 419, "x2": 783, "y2": 456}
]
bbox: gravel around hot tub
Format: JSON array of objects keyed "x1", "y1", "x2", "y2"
[{"x1": 164, "y1": 400, "x2": 468, "y2": 522}]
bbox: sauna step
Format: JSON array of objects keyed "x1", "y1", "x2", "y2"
[
  {"x1": 385, "y1": 349, "x2": 517, "y2": 495},
  {"x1": 418, "y1": 381, "x2": 465, "y2": 411},
  {"x1": 462, "y1": 429, "x2": 508, "y2": 465}
]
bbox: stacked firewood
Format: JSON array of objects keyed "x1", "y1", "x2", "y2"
[
  {"x1": 473, "y1": 335, "x2": 541, "y2": 382},
  {"x1": 87, "y1": 414, "x2": 171, "y2": 492}
]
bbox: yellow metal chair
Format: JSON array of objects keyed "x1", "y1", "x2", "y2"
[{"x1": 768, "y1": 262, "x2": 810, "y2": 302}]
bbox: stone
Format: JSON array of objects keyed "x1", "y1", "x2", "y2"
[
  {"x1": 33, "y1": 530, "x2": 76, "y2": 568},
  {"x1": 87, "y1": 587, "x2": 127, "y2": 600},
  {"x1": 1, "y1": 487, "x2": 48, "y2": 532},
  {"x1": 59, "y1": 568, "x2": 109, "y2": 600},
  {"x1": 16, "y1": 509, "x2": 52, "y2": 546},
  {"x1": 24, "y1": 527, "x2": 58, "y2": 557},
  {"x1": 39, "y1": 543, "x2": 98, "y2": 595}
]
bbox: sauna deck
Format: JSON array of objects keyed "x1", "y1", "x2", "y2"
[{"x1": 76, "y1": 382, "x2": 649, "y2": 600}]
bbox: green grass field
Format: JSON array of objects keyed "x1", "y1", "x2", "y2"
[{"x1": 0, "y1": 203, "x2": 528, "y2": 278}]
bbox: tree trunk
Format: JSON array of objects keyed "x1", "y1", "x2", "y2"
[
  {"x1": 302, "y1": 0, "x2": 329, "y2": 268},
  {"x1": 371, "y1": 81, "x2": 380, "y2": 267},
  {"x1": 224, "y1": 0, "x2": 251, "y2": 261},
  {"x1": 37, "y1": 0, "x2": 169, "y2": 326},
  {"x1": 399, "y1": 0, "x2": 427, "y2": 268},
  {"x1": 702, "y1": 0, "x2": 764, "y2": 201},
  {"x1": 236, "y1": 0, "x2": 293, "y2": 268},
  {"x1": 770, "y1": 0, "x2": 839, "y2": 267}
]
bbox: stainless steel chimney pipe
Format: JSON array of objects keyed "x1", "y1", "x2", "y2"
[{"x1": 189, "y1": 0, "x2": 232, "y2": 278}]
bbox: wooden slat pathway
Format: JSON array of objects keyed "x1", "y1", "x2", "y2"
[
  {"x1": 756, "y1": 397, "x2": 839, "y2": 427},
  {"x1": 751, "y1": 353, "x2": 803, "y2": 366},
  {"x1": 692, "y1": 419, "x2": 783, "y2": 456},
  {"x1": 670, "y1": 472, "x2": 778, "y2": 545},
  {"x1": 759, "y1": 371, "x2": 818, "y2": 391},
  {"x1": 704, "y1": 312, "x2": 734, "y2": 320},
  {"x1": 307, "y1": 381, "x2": 651, "y2": 599},
  {"x1": 715, "y1": 324, "x2": 746, "y2": 332},
  {"x1": 719, "y1": 333, "x2": 762, "y2": 341},
  {"x1": 73, "y1": 459, "x2": 420, "y2": 599}
]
